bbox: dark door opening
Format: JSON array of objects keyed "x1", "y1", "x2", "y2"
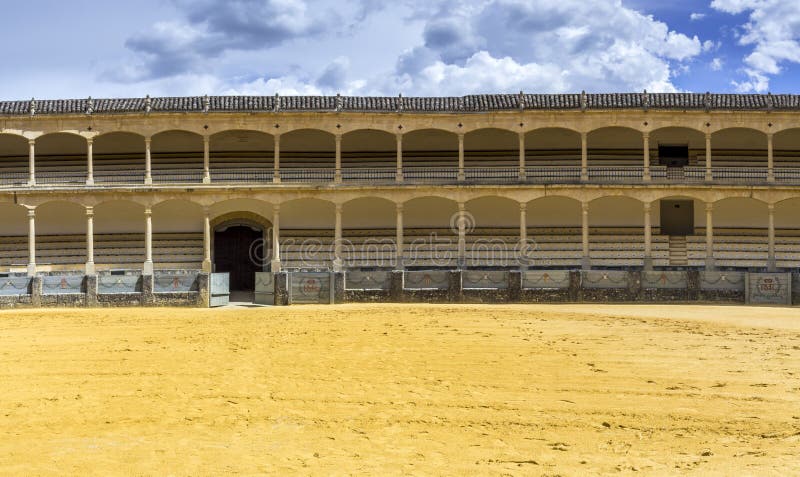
[
  {"x1": 214, "y1": 225, "x2": 262, "y2": 292},
  {"x1": 660, "y1": 200, "x2": 694, "y2": 236},
  {"x1": 658, "y1": 144, "x2": 689, "y2": 167}
]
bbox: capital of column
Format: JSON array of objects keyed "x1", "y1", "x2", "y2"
[
  {"x1": 203, "y1": 135, "x2": 210, "y2": 144},
  {"x1": 273, "y1": 204, "x2": 281, "y2": 215},
  {"x1": 396, "y1": 202, "x2": 403, "y2": 212},
  {"x1": 768, "y1": 203, "x2": 775, "y2": 213},
  {"x1": 335, "y1": 203, "x2": 343, "y2": 213},
  {"x1": 27, "y1": 208, "x2": 36, "y2": 218},
  {"x1": 643, "y1": 202, "x2": 651, "y2": 212},
  {"x1": 144, "y1": 208, "x2": 152, "y2": 217},
  {"x1": 85, "y1": 206, "x2": 94, "y2": 217},
  {"x1": 144, "y1": 137, "x2": 152, "y2": 146},
  {"x1": 705, "y1": 202, "x2": 713, "y2": 212},
  {"x1": 458, "y1": 202, "x2": 465, "y2": 212},
  {"x1": 519, "y1": 202, "x2": 527, "y2": 212},
  {"x1": 581, "y1": 202, "x2": 589, "y2": 213},
  {"x1": 642, "y1": 132, "x2": 650, "y2": 140},
  {"x1": 28, "y1": 139, "x2": 36, "y2": 147}
]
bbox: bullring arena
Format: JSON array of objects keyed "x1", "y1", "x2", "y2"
[{"x1": 1, "y1": 93, "x2": 799, "y2": 475}]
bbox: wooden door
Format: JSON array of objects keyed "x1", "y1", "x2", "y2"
[{"x1": 214, "y1": 226, "x2": 262, "y2": 291}]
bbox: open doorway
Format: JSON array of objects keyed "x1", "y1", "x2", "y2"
[
  {"x1": 658, "y1": 144, "x2": 689, "y2": 168},
  {"x1": 214, "y1": 225, "x2": 262, "y2": 301}
]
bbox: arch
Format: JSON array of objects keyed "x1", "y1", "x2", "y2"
[
  {"x1": 342, "y1": 197, "x2": 396, "y2": 229},
  {"x1": 0, "y1": 202, "x2": 29, "y2": 236},
  {"x1": 524, "y1": 128, "x2": 581, "y2": 167},
  {"x1": 35, "y1": 201, "x2": 86, "y2": 236},
  {"x1": 772, "y1": 128, "x2": 800, "y2": 167},
  {"x1": 403, "y1": 129, "x2": 458, "y2": 168},
  {"x1": 465, "y1": 196, "x2": 519, "y2": 228},
  {"x1": 526, "y1": 196, "x2": 581, "y2": 227},
  {"x1": 0, "y1": 133, "x2": 29, "y2": 156},
  {"x1": 280, "y1": 128, "x2": 335, "y2": 170},
  {"x1": 153, "y1": 199, "x2": 204, "y2": 233},
  {"x1": 0, "y1": 134, "x2": 29, "y2": 183},
  {"x1": 774, "y1": 197, "x2": 800, "y2": 230},
  {"x1": 209, "y1": 129, "x2": 275, "y2": 172},
  {"x1": 341, "y1": 129, "x2": 395, "y2": 168},
  {"x1": 93, "y1": 132, "x2": 146, "y2": 179},
  {"x1": 589, "y1": 196, "x2": 644, "y2": 227},
  {"x1": 280, "y1": 198, "x2": 336, "y2": 229},
  {"x1": 403, "y1": 196, "x2": 458, "y2": 229},
  {"x1": 713, "y1": 197, "x2": 768, "y2": 229},
  {"x1": 586, "y1": 127, "x2": 643, "y2": 167},
  {"x1": 710, "y1": 128, "x2": 767, "y2": 166},
  {"x1": 464, "y1": 128, "x2": 518, "y2": 167},
  {"x1": 649, "y1": 127, "x2": 705, "y2": 167},
  {"x1": 150, "y1": 130, "x2": 204, "y2": 173},
  {"x1": 210, "y1": 198, "x2": 274, "y2": 223},
  {"x1": 652, "y1": 195, "x2": 705, "y2": 231},
  {"x1": 94, "y1": 200, "x2": 145, "y2": 234}
]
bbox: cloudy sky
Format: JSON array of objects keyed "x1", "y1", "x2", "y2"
[{"x1": 1, "y1": 0, "x2": 799, "y2": 100}]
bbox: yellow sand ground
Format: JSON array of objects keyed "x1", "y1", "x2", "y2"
[{"x1": 0, "y1": 304, "x2": 798, "y2": 476}]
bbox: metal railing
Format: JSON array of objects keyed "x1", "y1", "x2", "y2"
[
  {"x1": 211, "y1": 168, "x2": 273, "y2": 183},
  {"x1": 5, "y1": 165, "x2": 800, "y2": 188}
]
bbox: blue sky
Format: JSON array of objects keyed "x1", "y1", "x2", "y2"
[{"x1": 1, "y1": 0, "x2": 798, "y2": 100}]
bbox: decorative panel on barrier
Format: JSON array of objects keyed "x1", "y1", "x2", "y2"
[
  {"x1": 42, "y1": 275, "x2": 83, "y2": 295},
  {"x1": 699, "y1": 271, "x2": 745, "y2": 291},
  {"x1": 793, "y1": 274, "x2": 800, "y2": 302},
  {"x1": 404, "y1": 271, "x2": 450, "y2": 290},
  {"x1": 642, "y1": 271, "x2": 687, "y2": 289},
  {"x1": 209, "y1": 273, "x2": 230, "y2": 307},
  {"x1": 345, "y1": 271, "x2": 391, "y2": 290},
  {"x1": 254, "y1": 272, "x2": 274, "y2": 305},
  {"x1": 0, "y1": 277, "x2": 30, "y2": 296},
  {"x1": 582, "y1": 270, "x2": 629, "y2": 289},
  {"x1": 462, "y1": 271, "x2": 508, "y2": 289},
  {"x1": 746, "y1": 273, "x2": 792, "y2": 305},
  {"x1": 289, "y1": 272, "x2": 332, "y2": 304},
  {"x1": 98, "y1": 274, "x2": 141, "y2": 294},
  {"x1": 154, "y1": 272, "x2": 199, "y2": 293},
  {"x1": 523, "y1": 271, "x2": 570, "y2": 289}
]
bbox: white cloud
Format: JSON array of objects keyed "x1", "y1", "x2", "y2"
[
  {"x1": 105, "y1": 0, "x2": 706, "y2": 96},
  {"x1": 711, "y1": 0, "x2": 800, "y2": 91},
  {"x1": 711, "y1": 57, "x2": 724, "y2": 70},
  {"x1": 690, "y1": 13, "x2": 706, "y2": 21}
]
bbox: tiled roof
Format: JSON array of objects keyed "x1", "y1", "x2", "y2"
[{"x1": 3, "y1": 93, "x2": 799, "y2": 116}]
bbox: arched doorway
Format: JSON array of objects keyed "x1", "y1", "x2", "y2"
[{"x1": 211, "y1": 212, "x2": 273, "y2": 297}]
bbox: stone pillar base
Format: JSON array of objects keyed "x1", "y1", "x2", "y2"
[
  {"x1": 85, "y1": 275, "x2": 98, "y2": 307},
  {"x1": 447, "y1": 270, "x2": 463, "y2": 303},
  {"x1": 27, "y1": 263, "x2": 37, "y2": 277},
  {"x1": 508, "y1": 270, "x2": 522, "y2": 302},
  {"x1": 581, "y1": 256, "x2": 591, "y2": 270},
  {"x1": 333, "y1": 272, "x2": 345, "y2": 304},
  {"x1": 30, "y1": 276, "x2": 43, "y2": 307},
  {"x1": 686, "y1": 270, "x2": 700, "y2": 301},
  {"x1": 141, "y1": 275, "x2": 154, "y2": 306},
  {"x1": 274, "y1": 272, "x2": 289, "y2": 306},
  {"x1": 143, "y1": 260, "x2": 154, "y2": 275},
  {"x1": 196, "y1": 273, "x2": 209, "y2": 307},
  {"x1": 390, "y1": 270, "x2": 404, "y2": 302},
  {"x1": 202, "y1": 259, "x2": 212, "y2": 273},
  {"x1": 144, "y1": 177, "x2": 153, "y2": 185},
  {"x1": 85, "y1": 261, "x2": 96, "y2": 276},
  {"x1": 202, "y1": 175, "x2": 211, "y2": 184},
  {"x1": 628, "y1": 270, "x2": 643, "y2": 301},
  {"x1": 271, "y1": 259, "x2": 282, "y2": 273},
  {"x1": 569, "y1": 270, "x2": 581, "y2": 302}
]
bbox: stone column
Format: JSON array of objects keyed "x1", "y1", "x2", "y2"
[
  {"x1": 273, "y1": 134, "x2": 281, "y2": 183},
  {"x1": 642, "y1": 132, "x2": 651, "y2": 182},
  {"x1": 581, "y1": 201, "x2": 590, "y2": 270},
  {"x1": 643, "y1": 202, "x2": 652, "y2": 270},
  {"x1": 767, "y1": 133, "x2": 775, "y2": 183},
  {"x1": 705, "y1": 132, "x2": 713, "y2": 182},
  {"x1": 457, "y1": 133, "x2": 465, "y2": 181},
  {"x1": 27, "y1": 207, "x2": 36, "y2": 277},
  {"x1": 85, "y1": 206, "x2": 95, "y2": 275},
  {"x1": 28, "y1": 139, "x2": 36, "y2": 186},
  {"x1": 334, "y1": 134, "x2": 343, "y2": 183},
  {"x1": 86, "y1": 138, "x2": 94, "y2": 185},
  {"x1": 395, "y1": 133, "x2": 403, "y2": 183},
  {"x1": 396, "y1": 203, "x2": 404, "y2": 269},
  {"x1": 519, "y1": 202, "x2": 527, "y2": 243},
  {"x1": 518, "y1": 132, "x2": 526, "y2": 180},
  {"x1": 271, "y1": 204, "x2": 281, "y2": 272},
  {"x1": 768, "y1": 203, "x2": 776, "y2": 271},
  {"x1": 580, "y1": 132, "x2": 588, "y2": 181},
  {"x1": 202, "y1": 208, "x2": 211, "y2": 272},
  {"x1": 333, "y1": 203, "x2": 343, "y2": 271},
  {"x1": 705, "y1": 202, "x2": 714, "y2": 269},
  {"x1": 457, "y1": 202, "x2": 466, "y2": 267},
  {"x1": 143, "y1": 208, "x2": 154, "y2": 275},
  {"x1": 202, "y1": 135, "x2": 211, "y2": 184},
  {"x1": 144, "y1": 137, "x2": 153, "y2": 185}
]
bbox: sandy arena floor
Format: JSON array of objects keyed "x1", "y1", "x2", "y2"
[{"x1": 0, "y1": 304, "x2": 799, "y2": 476}]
